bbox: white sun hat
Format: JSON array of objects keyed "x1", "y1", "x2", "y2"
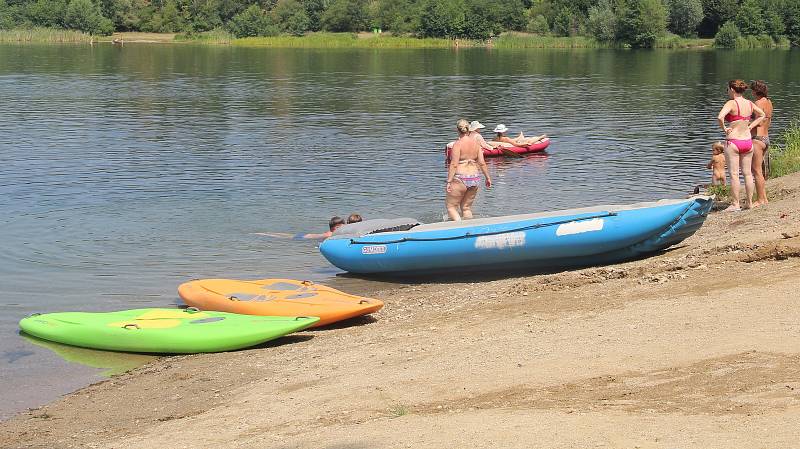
[
  {"x1": 493, "y1": 124, "x2": 509, "y2": 133},
  {"x1": 468, "y1": 121, "x2": 486, "y2": 132}
]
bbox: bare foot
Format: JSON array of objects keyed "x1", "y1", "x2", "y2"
[{"x1": 723, "y1": 205, "x2": 742, "y2": 212}]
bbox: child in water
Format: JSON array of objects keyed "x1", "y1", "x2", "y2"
[
  {"x1": 256, "y1": 214, "x2": 362, "y2": 240},
  {"x1": 296, "y1": 216, "x2": 346, "y2": 239},
  {"x1": 707, "y1": 141, "x2": 727, "y2": 186}
]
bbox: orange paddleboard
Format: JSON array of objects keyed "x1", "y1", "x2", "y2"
[{"x1": 178, "y1": 279, "x2": 383, "y2": 327}]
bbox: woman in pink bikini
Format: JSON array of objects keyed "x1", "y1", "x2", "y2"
[
  {"x1": 446, "y1": 119, "x2": 492, "y2": 221},
  {"x1": 716, "y1": 79, "x2": 766, "y2": 211}
]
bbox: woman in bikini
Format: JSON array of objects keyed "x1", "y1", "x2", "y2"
[
  {"x1": 750, "y1": 80, "x2": 773, "y2": 207},
  {"x1": 716, "y1": 79, "x2": 766, "y2": 211},
  {"x1": 446, "y1": 119, "x2": 492, "y2": 221}
]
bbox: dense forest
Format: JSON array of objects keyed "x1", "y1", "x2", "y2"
[{"x1": 1, "y1": 0, "x2": 799, "y2": 47}]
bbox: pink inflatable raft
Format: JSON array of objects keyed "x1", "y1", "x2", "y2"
[{"x1": 446, "y1": 138, "x2": 550, "y2": 159}]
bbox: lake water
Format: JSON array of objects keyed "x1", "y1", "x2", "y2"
[{"x1": 1, "y1": 44, "x2": 799, "y2": 419}]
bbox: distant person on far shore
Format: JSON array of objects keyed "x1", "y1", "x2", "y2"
[
  {"x1": 707, "y1": 141, "x2": 727, "y2": 186},
  {"x1": 750, "y1": 80, "x2": 773, "y2": 207},
  {"x1": 347, "y1": 214, "x2": 363, "y2": 224}
]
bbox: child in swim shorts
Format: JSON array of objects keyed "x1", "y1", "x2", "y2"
[{"x1": 707, "y1": 141, "x2": 726, "y2": 186}]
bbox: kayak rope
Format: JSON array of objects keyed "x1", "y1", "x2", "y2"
[{"x1": 349, "y1": 212, "x2": 618, "y2": 245}]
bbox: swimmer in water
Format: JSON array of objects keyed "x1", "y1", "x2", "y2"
[{"x1": 255, "y1": 216, "x2": 346, "y2": 240}]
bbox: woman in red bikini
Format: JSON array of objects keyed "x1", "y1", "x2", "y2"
[{"x1": 716, "y1": 79, "x2": 766, "y2": 211}]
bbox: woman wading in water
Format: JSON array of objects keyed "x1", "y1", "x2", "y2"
[
  {"x1": 751, "y1": 80, "x2": 773, "y2": 207},
  {"x1": 446, "y1": 119, "x2": 492, "y2": 221},
  {"x1": 717, "y1": 80, "x2": 766, "y2": 211}
]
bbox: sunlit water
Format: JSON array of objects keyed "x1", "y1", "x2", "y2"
[{"x1": 1, "y1": 44, "x2": 798, "y2": 419}]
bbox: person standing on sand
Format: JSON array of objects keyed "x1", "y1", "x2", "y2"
[
  {"x1": 750, "y1": 80, "x2": 773, "y2": 207},
  {"x1": 446, "y1": 119, "x2": 492, "y2": 221},
  {"x1": 716, "y1": 79, "x2": 766, "y2": 212}
]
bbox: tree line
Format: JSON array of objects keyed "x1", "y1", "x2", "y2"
[{"x1": 1, "y1": 0, "x2": 798, "y2": 47}]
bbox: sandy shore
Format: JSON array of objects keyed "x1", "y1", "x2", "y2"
[{"x1": 2, "y1": 173, "x2": 800, "y2": 448}]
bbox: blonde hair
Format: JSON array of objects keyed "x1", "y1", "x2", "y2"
[
  {"x1": 712, "y1": 141, "x2": 725, "y2": 154},
  {"x1": 456, "y1": 119, "x2": 470, "y2": 135}
]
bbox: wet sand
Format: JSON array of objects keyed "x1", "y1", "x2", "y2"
[{"x1": 2, "y1": 173, "x2": 800, "y2": 448}]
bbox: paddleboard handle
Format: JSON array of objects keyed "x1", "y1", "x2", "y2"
[
  {"x1": 28, "y1": 313, "x2": 42, "y2": 317},
  {"x1": 122, "y1": 323, "x2": 140, "y2": 330},
  {"x1": 295, "y1": 316, "x2": 311, "y2": 320},
  {"x1": 185, "y1": 307, "x2": 201, "y2": 313},
  {"x1": 228, "y1": 296, "x2": 240, "y2": 301}
]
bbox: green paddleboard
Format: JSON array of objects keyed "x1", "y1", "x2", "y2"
[{"x1": 19, "y1": 308, "x2": 319, "y2": 354}]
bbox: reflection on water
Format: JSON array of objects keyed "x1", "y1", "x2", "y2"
[
  {"x1": 1, "y1": 44, "x2": 799, "y2": 418},
  {"x1": 20, "y1": 334, "x2": 157, "y2": 377}
]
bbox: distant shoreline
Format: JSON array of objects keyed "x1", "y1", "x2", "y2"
[{"x1": 0, "y1": 29, "x2": 732, "y2": 49}]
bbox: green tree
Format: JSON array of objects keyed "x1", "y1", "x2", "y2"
[
  {"x1": 417, "y1": 0, "x2": 466, "y2": 38},
  {"x1": 586, "y1": 0, "x2": 616, "y2": 42},
  {"x1": 616, "y1": 0, "x2": 667, "y2": 47},
  {"x1": 551, "y1": 6, "x2": 573, "y2": 36},
  {"x1": 302, "y1": 0, "x2": 325, "y2": 31},
  {"x1": 189, "y1": 0, "x2": 222, "y2": 31},
  {"x1": 786, "y1": 0, "x2": 800, "y2": 45},
  {"x1": 525, "y1": 13, "x2": 549, "y2": 34},
  {"x1": 0, "y1": 0, "x2": 18, "y2": 29},
  {"x1": 25, "y1": 0, "x2": 68, "y2": 27},
  {"x1": 666, "y1": 0, "x2": 703, "y2": 36},
  {"x1": 698, "y1": 0, "x2": 737, "y2": 36},
  {"x1": 226, "y1": 3, "x2": 277, "y2": 36},
  {"x1": 104, "y1": 0, "x2": 151, "y2": 31},
  {"x1": 374, "y1": 0, "x2": 419, "y2": 34},
  {"x1": 64, "y1": 0, "x2": 114, "y2": 34},
  {"x1": 217, "y1": 0, "x2": 248, "y2": 22},
  {"x1": 734, "y1": 0, "x2": 765, "y2": 35},
  {"x1": 713, "y1": 20, "x2": 740, "y2": 46},
  {"x1": 493, "y1": 0, "x2": 526, "y2": 31},
  {"x1": 320, "y1": 0, "x2": 367, "y2": 32},
  {"x1": 464, "y1": 0, "x2": 499, "y2": 39},
  {"x1": 273, "y1": 0, "x2": 309, "y2": 35},
  {"x1": 763, "y1": 8, "x2": 785, "y2": 39}
]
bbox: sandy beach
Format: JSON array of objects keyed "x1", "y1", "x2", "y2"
[{"x1": 2, "y1": 172, "x2": 800, "y2": 448}]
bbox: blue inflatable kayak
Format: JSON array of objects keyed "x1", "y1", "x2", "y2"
[{"x1": 319, "y1": 196, "x2": 712, "y2": 274}]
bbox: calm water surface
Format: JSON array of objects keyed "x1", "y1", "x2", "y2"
[{"x1": 1, "y1": 44, "x2": 799, "y2": 418}]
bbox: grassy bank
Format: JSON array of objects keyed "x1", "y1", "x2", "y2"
[
  {"x1": 770, "y1": 119, "x2": 800, "y2": 179},
  {"x1": 0, "y1": 27, "x2": 94, "y2": 43},
  {"x1": 231, "y1": 32, "x2": 470, "y2": 48},
  {"x1": 0, "y1": 29, "x2": 778, "y2": 49},
  {"x1": 492, "y1": 33, "x2": 714, "y2": 49},
  {"x1": 174, "y1": 30, "x2": 716, "y2": 49}
]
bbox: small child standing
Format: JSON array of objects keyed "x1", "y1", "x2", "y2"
[{"x1": 707, "y1": 141, "x2": 727, "y2": 185}]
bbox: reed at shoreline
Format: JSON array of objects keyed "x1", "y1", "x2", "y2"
[
  {"x1": 770, "y1": 119, "x2": 800, "y2": 179},
  {"x1": 0, "y1": 28, "x2": 94, "y2": 43}
]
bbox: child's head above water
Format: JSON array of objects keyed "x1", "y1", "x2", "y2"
[
  {"x1": 328, "y1": 216, "x2": 345, "y2": 231},
  {"x1": 712, "y1": 141, "x2": 725, "y2": 155},
  {"x1": 347, "y1": 214, "x2": 362, "y2": 224}
]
